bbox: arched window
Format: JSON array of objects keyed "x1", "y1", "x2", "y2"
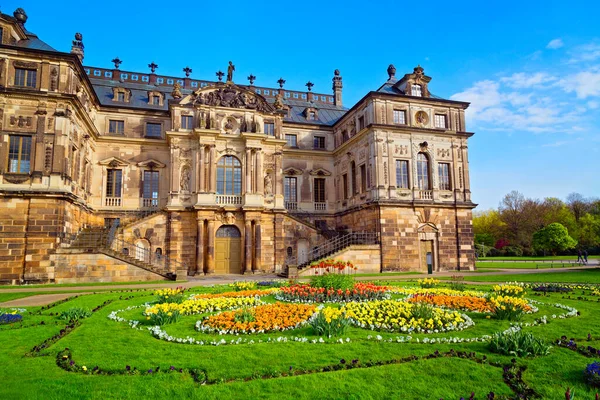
[
  {"x1": 216, "y1": 156, "x2": 242, "y2": 195},
  {"x1": 286, "y1": 247, "x2": 293, "y2": 257},
  {"x1": 416, "y1": 153, "x2": 430, "y2": 190},
  {"x1": 216, "y1": 225, "x2": 242, "y2": 237}
]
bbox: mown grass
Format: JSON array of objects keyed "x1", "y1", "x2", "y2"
[
  {"x1": 476, "y1": 261, "x2": 578, "y2": 269},
  {"x1": 2, "y1": 279, "x2": 600, "y2": 399},
  {"x1": 479, "y1": 255, "x2": 599, "y2": 261},
  {"x1": 0, "y1": 279, "x2": 178, "y2": 290},
  {"x1": 445, "y1": 269, "x2": 600, "y2": 283}
]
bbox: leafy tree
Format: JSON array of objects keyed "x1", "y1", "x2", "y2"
[
  {"x1": 474, "y1": 233, "x2": 495, "y2": 247},
  {"x1": 566, "y1": 193, "x2": 590, "y2": 222},
  {"x1": 532, "y1": 223, "x2": 577, "y2": 255},
  {"x1": 473, "y1": 209, "x2": 505, "y2": 242},
  {"x1": 542, "y1": 197, "x2": 578, "y2": 236},
  {"x1": 577, "y1": 214, "x2": 600, "y2": 249}
]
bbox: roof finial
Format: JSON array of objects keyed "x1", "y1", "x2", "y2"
[
  {"x1": 111, "y1": 57, "x2": 122, "y2": 69},
  {"x1": 216, "y1": 71, "x2": 224, "y2": 82},
  {"x1": 183, "y1": 66, "x2": 192, "y2": 77},
  {"x1": 305, "y1": 81, "x2": 314, "y2": 91},
  {"x1": 247, "y1": 74, "x2": 256, "y2": 86},
  {"x1": 13, "y1": 8, "x2": 27, "y2": 24},
  {"x1": 277, "y1": 78, "x2": 286, "y2": 89},
  {"x1": 387, "y1": 64, "x2": 396, "y2": 80},
  {"x1": 70, "y1": 33, "x2": 84, "y2": 62},
  {"x1": 148, "y1": 62, "x2": 158, "y2": 74}
]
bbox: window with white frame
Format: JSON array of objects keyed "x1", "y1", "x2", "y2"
[
  {"x1": 284, "y1": 177, "x2": 297, "y2": 203},
  {"x1": 411, "y1": 84, "x2": 422, "y2": 97},
  {"x1": 434, "y1": 114, "x2": 447, "y2": 129},
  {"x1": 438, "y1": 163, "x2": 451, "y2": 190},
  {"x1": 314, "y1": 178, "x2": 326, "y2": 203},
  {"x1": 142, "y1": 170, "x2": 159, "y2": 207},
  {"x1": 396, "y1": 160, "x2": 409, "y2": 189},
  {"x1": 264, "y1": 122, "x2": 275, "y2": 136},
  {"x1": 8, "y1": 135, "x2": 32, "y2": 173},
  {"x1": 285, "y1": 134, "x2": 297, "y2": 147},
  {"x1": 106, "y1": 169, "x2": 122, "y2": 198},
  {"x1": 393, "y1": 109, "x2": 406, "y2": 125}
]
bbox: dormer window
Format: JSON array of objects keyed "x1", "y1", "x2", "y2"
[
  {"x1": 147, "y1": 91, "x2": 164, "y2": 106},
  {"x1": 113, "y1": 87, "x2": 131, "y2": 103},
  {"x1": 303, "y1": 107, "x2": 318, "y2": 121},
  {"x1": 308, "y1": 111, "x2": 316, "y2": 120},
  {"x1": 411, "y1": 84, "x2": 422, "y2": 97}
]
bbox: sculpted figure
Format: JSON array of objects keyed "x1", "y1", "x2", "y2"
[
  {"x1": 180, "y1": 167, "x2": 190, "y2": 192},
  {"x1": 264, "y1": 174, "x2": 273, "y2": 195},
  {"x1": 226, "y1": 61, "x2": 235, "y2": 82}
]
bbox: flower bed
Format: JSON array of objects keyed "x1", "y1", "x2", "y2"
[
  {"x1": 197, "y1": 303, "x2": 316, "y2": 334},
  {"x1": 192, "y1": 288, "x2": 278, "y2": 299},
  {"x1": 309, "y1": 307, "x2": 349, "y2": 337},
  {"x1": 343, "y1": 300, "x2": 473, "y2": 333},
  {"x1": 275, "y1": 283, "x2": 389, "y2": 303},
  {"x1": 407, "y1": 294, "x2": 493, "y2": 313},
  {"x1": 144, "y1": 297, "x2": 262, "y2": 319},
  {"x1": 417, "y1": 278, "x2": 440, "y2": 288},
  {"x1": 488, "y1": 296, "x2": 533, "y2": 320},
  {"x1": 154, "y1": 287, "x2": 187, "y2": 304},
  {"x1": 0, "y1": 312, "x2": 23, "y2": 325},
  {"x1": 584, "y1": 361, "x2": 600, "y2": 388},
  {"x1": 491, "y1": 284, "x2": 525, "y2": 297},
  {"x1": 531, "y1": 284, "x2": 572, "y2": 293},
  {"x1": 388, "y1": 287, "x2": 486, "y2": 298},
  {"x1": 229, "y1": 281, "x2": 257, "y2": 291}
]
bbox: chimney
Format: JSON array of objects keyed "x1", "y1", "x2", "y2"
[
  {"x1": 332, "y1": 69, "x2": 342, "y2": 107},
  {"x1": 70, "y1": 33, "x2": 84, "y2": 62}
]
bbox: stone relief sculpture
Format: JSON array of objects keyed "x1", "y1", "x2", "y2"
[
  {"x1": 224, "y1": 212, "x2": 236, "y2": 225},
  {"x1": 180, "y1": 167, "x2": 190, "y2": 192},
  {"x1": 264, "y1": 174, "x2": 273, "y2": 195}
]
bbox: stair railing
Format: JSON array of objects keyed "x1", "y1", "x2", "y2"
[
  {"x1": 108, "y1": 237, "x2": 185, "y2": 276},
  {"x1": 287, "y1": 231, "x2": 379, "y2": 268}
]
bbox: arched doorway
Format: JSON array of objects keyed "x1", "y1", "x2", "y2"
[
  {"x1": 297, "y1": 238, "x2": 309, "y2": 265},
  {"x1": 134, "y1": 239, "x2": 150, "y2": 263},
  {"x1": 215, "y1": 225, "x2": 242, "y2": 274}
]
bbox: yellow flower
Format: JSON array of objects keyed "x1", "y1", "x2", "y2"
[{"x1": 82, "y1": 366, "x2": 87, "y2": 371}]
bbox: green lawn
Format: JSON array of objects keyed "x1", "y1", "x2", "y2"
[
  {"x1": 0, "y1": 279, "x2": 178, "y2": 290},
  {"x1": 451, "y1": 269, "x2": 600, "y2": 283},
  {"x1": 476, "y1": 262, "x2": 578, "y2": 269},
  {"x1": 1, "y1": 281, "x2": 600, "y2": 398},
  {"x1": 479, "y1": 255, "x2": 599, "y2": 261}
]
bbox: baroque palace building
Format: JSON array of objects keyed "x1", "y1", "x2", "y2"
[{"x1": 0, "y1": 8, "x2": 475, "y2": 283}]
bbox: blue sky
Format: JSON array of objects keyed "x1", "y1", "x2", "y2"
[{"x1": 6, "y1": 0, "x2": 600, "y2": 209}]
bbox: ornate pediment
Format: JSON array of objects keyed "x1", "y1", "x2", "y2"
[
  {"x1": 98, "y1": 157, "x2": 129, "y2": 167},
  {"x1": 309, "y1": 168, "x2": 332, "y2": 177},
  {"x1": 181, "y1": 84, "x2": 274, "y2": 113},
  {"x1": 137, "y1": 159, "x2": 166, "y2": 169},
  {"x1": 283, "y1": 166, "x2": 303, "y2": 176}
]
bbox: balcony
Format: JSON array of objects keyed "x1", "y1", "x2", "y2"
[
  {"x1": 105, "y1": 197, "x2": 122, "y2": 207},
  {"x1": 314, "y1": 202, "x2": 327, "y2": 211},
  {"x1": 285, "y1": 201, "x2": 298, "y2": 210},
  {"x1": 417, "y1": 190, "x2": 433, "y2": 200},
  {"x1": 215, "y1": 195, "x2": 243, "y2": 205},
  {"x1": 141, "y1": 198, "x2": 159, "y2": 209}
]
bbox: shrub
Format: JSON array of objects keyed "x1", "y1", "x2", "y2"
[
  {"x1": 0, "y1": 313, "x2": 23, "y2": 325},
  {"x1": 59, "y1": 308, "x2": 91, "y2": 322},
  {"x1": 309, "y1": 307, "x2": 349, "y2": 337},
  {"x1": 410, "y1": 302, "x2": 436, "y2": 320},
  {"x1": 489, "y1": 329, "x2": 552, "y2": 357},
  {"x1": 154, "y1": 287, "x2": 186, "y2": 304},
  {"x1": 584, "y1": 361, "x2": 600, "y2": 387},
  {"x1": 418, "y1": 278, "x2": 440, "y2": 288},
  {"x1": 233, "y1": 308, "x2": 256, "y2": 324},
  {"x1": 147, "y1": 309, "x2": 181, "y2": 325},
  {"x1": 503, "y1": 245, "x2": 523, "y2": 257},
  {"x1": 310, "y1": 273, "x2": 355, "y2": 291},
  {"x1": 229, "y1": 281, "x2": 257, "y2": 291}
]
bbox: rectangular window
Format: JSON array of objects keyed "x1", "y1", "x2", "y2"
[
  {"x1": 439, "y1": 163, "x2": 451, "y2": 190},
  {"x1": 313, "y1": 136, "x2": 325, "y2": 149},
  {"x1": 435, "y1": 114, "x2": 447, "y2": 129},
  {"x1": 396, "y1": 160, "x2": 409, "y2": 189},
  {"x1": 358, "y1": 116, "x2": 365, "y2": 130},
  {"x1": 146, "y1": 123, "x2": 162, "y2": 138},
  {"x1": 117, "y1": 92, "x2": 125, "y2": 102},
  {"x1": 393, "y1": 110, "x2": 406, "y2": 124},
  {"x1": 8, "y1": 136, "x2": 32, "y2": 173},
  {"x1": 285, "y1": 134, "x2": 297, "y2": 147},
  {"x1": 411, "y1": 84, "x2": 422, "y2": 97},
  {"x1": 181, "y1": 115, "x2": 193, "y2": 130},
  {"x1": 106, "y1": 169, "x2": 122, "y2": 198},
  {"x1": 142, "y1": 170, "x2": 159, "y2": 205},
  {"x1": 351, "y1": 163, "x2": 357, "y2": 195},
  {"x1": 14, "y1": 68, "x2": 37, "y2": 88},
  {"x1": 342, "y1": 174, "x2": 348, "y2": 199},
  {"x1": 264, "y1": 122, "x2": 275, "y2": 136},
  {"x1": 151, "y1": 96, "x2": 160, "y2": 105},
  {"x1": 109, "y1": 120, "x2": 124, "y2": 135},
  {"x1": 360, "y1": 164, "x2": 367, "y2": 193},
  {"x1": 314, "y1": 178, "x2": 326, "y2": 203},
  {"x1": 308, "y1": 111, "x2": 316, "y2": 120},
  {"x1": 284, "y1": 177, "x2": 297, "y2": 202}
]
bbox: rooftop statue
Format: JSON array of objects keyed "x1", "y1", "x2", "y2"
[{"x1": 227, "y1": 61, "x2": 235, "y2": 82}]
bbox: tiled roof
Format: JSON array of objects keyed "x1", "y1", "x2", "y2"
[
  {"x1": 89, "y1": 79, "x2": 348, "y2": 126},
  {"x1": 0, "y1": 12, "x2": 57, "y2": 51}
]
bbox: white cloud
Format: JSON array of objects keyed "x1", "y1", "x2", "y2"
[
  {"x1": 500, "y1": 72, "x2": 557, "y2": 89},
  {"x1": 546, "y1": 39, "x2": 564, "y2": 49},
  {"x1": 568, "y1": 43, "x2": 600, "y2": 64},
  {"x1": 588, "y1": 100, "x2": 600, "y2": 109},
  {"x1": 542, "y1": 140, "x2": 570, "y2": 147},
  {"x1": 559, "y1": 71, "x2": 600, "y2": 98}
]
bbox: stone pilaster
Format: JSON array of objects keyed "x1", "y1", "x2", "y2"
[
  {"x1": 244, "y1": 220, "x2": 252, "y2": 274},
  {"x1": 206, "y1": 219, "x2": 215, "y2": 273},
  {"x1": 195, "y1": 217, "x2": 204, "y2": 275},
  {"x1": 254, "y1": 222, "x2": 261, "y2": 272}
]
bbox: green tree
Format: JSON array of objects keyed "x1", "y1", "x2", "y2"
[
  {"x1": 473, "y1": 209, "x2": 505, "y2": 243},
  {"x1": 532, "y1": 223, "x2": 577, "y2": 255},
  {"x1": 577, "y1": 214, "x2": 600, "y2": 249}
]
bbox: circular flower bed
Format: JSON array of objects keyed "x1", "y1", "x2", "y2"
[
  {"x1": 407, "y1": 294, "x2": 493, "y2": 313},
  {"x1": 197, "y1": 303, "x2": 316, "y2": 334},
  {"x1": 192, "y1": 289, "x2": 278, "y2": 299},
  {"x1": 342, "y1": 299, "x2": 473, "y2": 333},
  {"x1": 275, "y1": 283, "x2": 389, "y2": 303},
  {"x1": 388, "y1": 287, "x2": 486, "y2": 298}
]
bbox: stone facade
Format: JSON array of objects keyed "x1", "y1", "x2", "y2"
[{"x1": 0, "y1": 9, "x2": 475, "y2": 283}]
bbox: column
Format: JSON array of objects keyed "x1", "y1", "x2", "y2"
[
  {"x1": 196, "y1": 218, "x2": 204, "y2": 274},
  {"x1": 198, "y1": 145, "x2": 205, "y2": 193},
  {"x1": 245, "y1": 148, "x2": 252, "y2": 194},
  {"x1": 274, "y1": 152, "x2": 282, "y2": 196},
  {"x1": 256, "y1": 150, "x2": 264, "y2": 194},
  {"x1": 253, "y1": 222, "x2": 261, "y2": 272},
  {"x1": 206, "y1": 219, "x2": 215, "y2": 273},
  {"x1": 244, "y1": 220, "x2": 253, "y2": 273},
  {"x1": 209, "y1": 145, "x2": 216, "y2": 192}
]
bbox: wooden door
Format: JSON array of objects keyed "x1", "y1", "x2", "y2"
[
  {"x1": 215, "y1": 225, "x2": 242, "y2": 274},
  {"x1": 420, "y1": 240, "x2": 434, "y2": 272}
]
